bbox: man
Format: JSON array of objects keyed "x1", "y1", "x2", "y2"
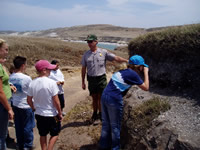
[
  {"x1": 81, "y1": 34, "x2": 128, "y2": 124},
  {"x1": 9, "y1": 56, "x2": 35, "y2": 150}
]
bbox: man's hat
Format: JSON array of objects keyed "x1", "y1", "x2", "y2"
[
  {"x1": 85, "y1": 34, "x2": 98, "y2": 41},
  {"x1": 35, "y1": 60, "x2": 56, "y2": 71},
  {"x1": 129, "y1": 55, "x2": 148, "y2": 67}
]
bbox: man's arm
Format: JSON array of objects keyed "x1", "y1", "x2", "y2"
[
  {"x1": 81, "y1": 66, "x2": 86, "y2": 90},
  {"x1": 114, "y1": 56, "x2": 128, "y2": 63}
]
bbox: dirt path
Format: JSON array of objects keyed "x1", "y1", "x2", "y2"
[{"x1": 7, "y1": 70, "x2": 89, "y2": 150}]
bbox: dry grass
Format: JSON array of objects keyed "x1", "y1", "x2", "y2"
[
  {"x1": 0, "y1": 35, "x2": 88, "y2": 68},
  {"x1": 0, "y1": 35, "x2": 129, "y2": 77},
  {"x1": 57, "y1": 96, "x2": 101, "y2": 149}
]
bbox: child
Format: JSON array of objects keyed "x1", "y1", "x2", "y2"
[
  {"x1": 27, "y1": 60, "x2": 62, "y2": 150},
  {"x1": 9, "y1": 56, "x2": 35, "y2": 150},
  {"x1": 99, "y1": 55, "x2": 149, "y2": 150},
  {"x1": 49, "y1": 60, "x2": 66, "y2": 116}
]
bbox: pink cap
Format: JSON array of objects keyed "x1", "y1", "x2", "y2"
[{"x1": 35, "y1": 60, "x2": 56, "y2": 71}]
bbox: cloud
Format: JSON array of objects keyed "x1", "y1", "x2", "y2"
[
  {"x1": 0, "y1": 0, "x2": 199, "y2": 31},
  {"x1": 106, "y1": 0, "x2": 131, "y2": 6}
]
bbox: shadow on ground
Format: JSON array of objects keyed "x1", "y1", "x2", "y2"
[
  {"x1": 61, "y1": 120, "x2": 91, "y2": 130},
  {"x1": 79, "y1": 143, "x2": 98, "y2": 150}
]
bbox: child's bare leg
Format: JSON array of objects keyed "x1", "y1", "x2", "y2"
[
  {"x1": 47, "y1": 135, "x2": 58, "y2": 150},
  {"x1": 40, "y1": 136, "x2": 47, "y2": 150}
]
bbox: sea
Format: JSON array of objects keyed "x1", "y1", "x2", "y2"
[{"x1": 97, "y1": 43, "x2": 118, "y2": 50}]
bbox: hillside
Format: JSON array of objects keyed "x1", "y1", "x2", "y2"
[
  {"x1": 0, "y1": 24, "x2": 174, "y2": 43},
  {"x1": 0, "y1": 35, "x2": 128, "y2": 77},
  {"x1": 129, "y1": 24, "x2": 200, "y2": 97}
]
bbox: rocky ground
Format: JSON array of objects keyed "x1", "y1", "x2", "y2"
[
  {"x1": 7, "y1": 69, "x2": 200, "y2": 150},
  {"x1": 150, "y1": 89, "x2": 200, "y2": 149}
]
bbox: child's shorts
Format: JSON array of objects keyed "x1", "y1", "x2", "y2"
[{"x1": 35, "y1": 114, "x2": 61, "y2": 136}]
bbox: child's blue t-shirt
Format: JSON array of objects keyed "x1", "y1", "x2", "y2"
[{"x1": 103, "y1": 68, "x2": 143, "y2": 99}]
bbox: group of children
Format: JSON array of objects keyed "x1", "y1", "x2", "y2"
[{"x1": 9, "y1": 57, "x2": 65, "y2": 150}]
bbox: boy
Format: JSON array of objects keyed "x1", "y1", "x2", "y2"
[
  {"x1": 49, "y1": 60, "x2": 66, "y2": 116},
  {"x1": 27, "y1": 60, "x2": 62, "y2": 150},
  {"x1": 99, "y1": 55, "x2": 149, "y2": 150},
  {"x1": 9, "y1": 56, "x2": 35, "y2": 150}
]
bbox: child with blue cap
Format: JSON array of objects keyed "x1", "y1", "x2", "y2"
[{"x1": 99, "y1": 55, "x2": 149, "y2": 150}]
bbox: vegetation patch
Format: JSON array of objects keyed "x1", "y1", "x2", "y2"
[
  {"x1": 128, "y1": 24, "x2": 200, "y2": 94},
  {"x1": 129, "y1": 97, "x2": 170, "y2": 134},
  {"x1": 121, "y1": 96, "x2": 170, "y2": 148}
]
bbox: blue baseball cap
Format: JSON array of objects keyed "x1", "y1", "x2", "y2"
[{"x1": 129, "y1": 55, "x2": 149, "y2": 67}]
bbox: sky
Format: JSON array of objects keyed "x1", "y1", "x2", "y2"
[{"x1": 0, "y1": 0, "x2": 200, "y2": 31}]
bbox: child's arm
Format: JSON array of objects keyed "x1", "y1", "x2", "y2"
[
  {"x1": 53, "y1": 95, "x2": 63, "y2": 120},
  {"x1": 138, "y1": 67, "x2": 149, "y2": 91},
  {"x1": 10, "y1": 84, "x2": 17, "y2": 93},
  {"x1": 27, "y1": 96, "x2": 35, "y2": 111}
]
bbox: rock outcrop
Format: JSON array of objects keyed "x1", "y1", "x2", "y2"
[{"x1": 121, "y1": 88, "x2": 200, "y2": 150}]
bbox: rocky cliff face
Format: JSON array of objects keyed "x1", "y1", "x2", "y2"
[{"x1": 121, "y1": 87, "x2": 200, "y2": 150}]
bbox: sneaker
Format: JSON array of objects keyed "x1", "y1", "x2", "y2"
[{"x1": 93, "y1": 119, "x2": 101, "y2": 125}]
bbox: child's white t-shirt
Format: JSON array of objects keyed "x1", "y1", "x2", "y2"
[
  {"x1": 9, "y1": 72, "x2": 32, "y2": 108},
  {"x1": 27, "y1": 76, "x2": 59, "y2": 117},
  {"x1": 49, "y1": 69, "x2": 64, "y2": 94}
]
